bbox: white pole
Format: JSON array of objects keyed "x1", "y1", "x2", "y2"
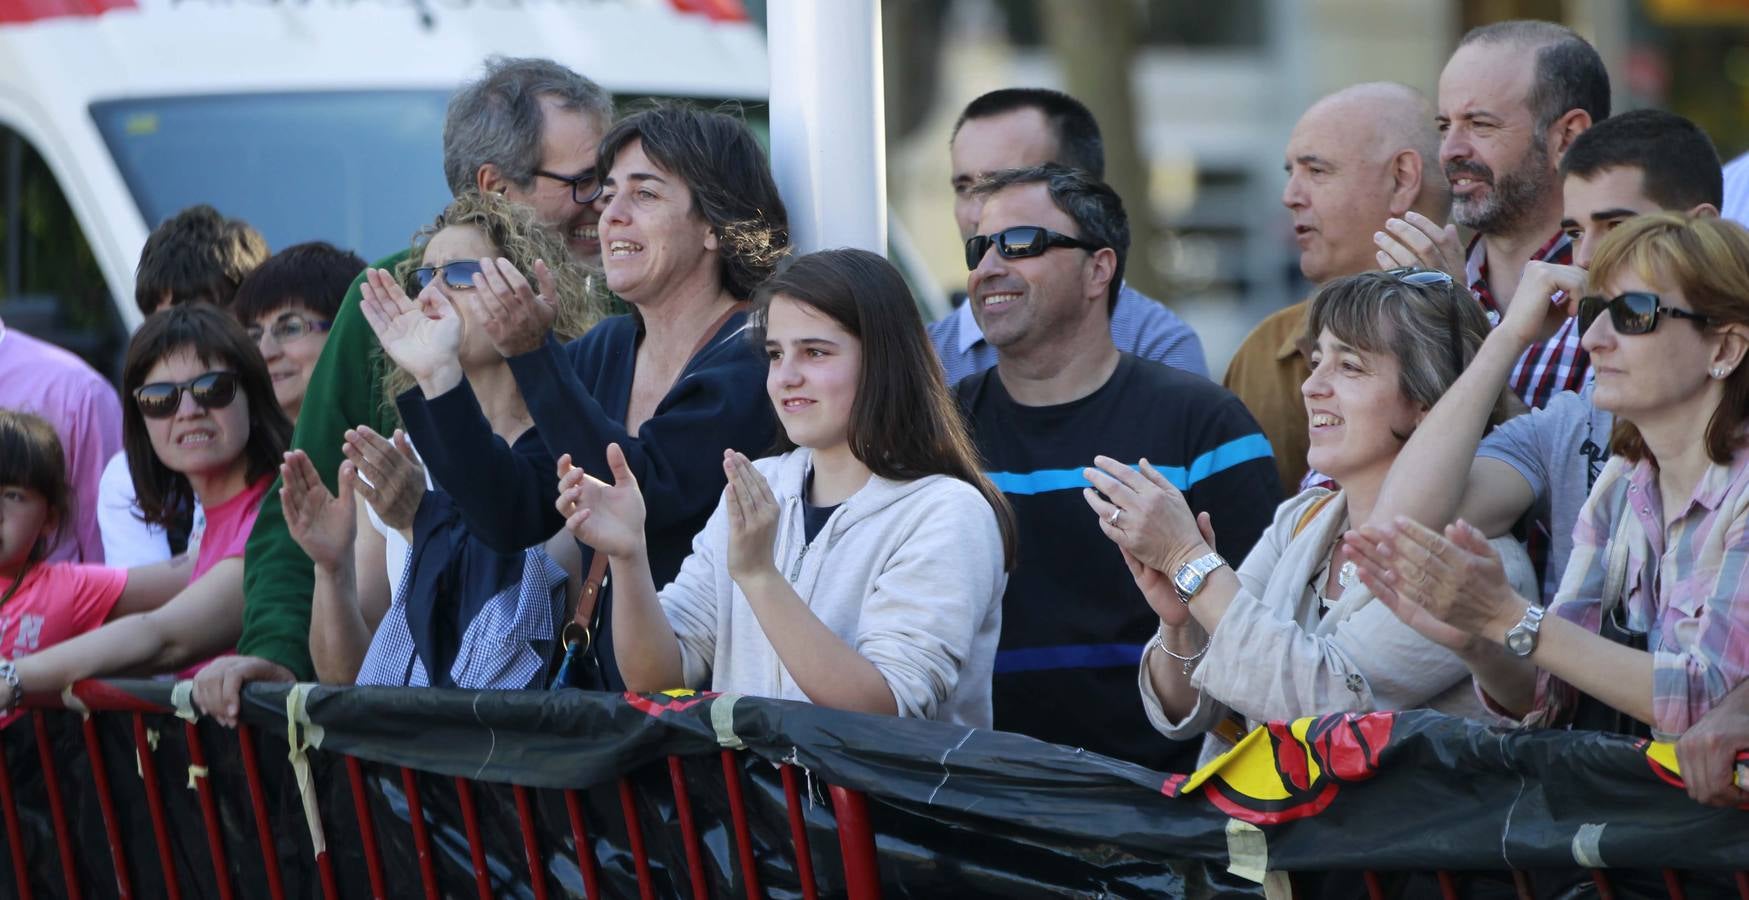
[{"x1": 766, "y1": 0, "x2": 887, "y2": 256}]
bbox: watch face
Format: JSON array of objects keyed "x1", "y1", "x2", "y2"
[
  {"x1": 1506, "y1": 629, "x2": 1533, "y2": 656},
  {"x1": 1174, "y1": 570, "x2": 1201, "y2": 597}
]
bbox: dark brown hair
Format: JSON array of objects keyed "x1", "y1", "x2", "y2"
[
  {"x1": 0, "y1": 409, "x2": 71, "y2": 562},
  {"x1": 1587, "y1": 213, "x2": 1749, "y2": 465},
  {"x1": 597, "y1": 102, "x2": 791, "y2": 300},
  {"x1": 751, "y1": 249, "x2": 1017, "y2": 569},
  {"x1": 231, "y1": 241, "x2": 367, "y2": 325},
  {"x1": 121, "y1": 305, "x2": 293, "y2": 526},
  {"x1": 133, "y1": 204, "x2": 268, "y2": 316}
]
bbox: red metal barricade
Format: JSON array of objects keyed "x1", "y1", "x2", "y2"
[{"x1": 0, "y1": 683, "x2": 885, "y2": 899}]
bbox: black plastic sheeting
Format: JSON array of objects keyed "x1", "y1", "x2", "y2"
[{"x1": 0, "y1": 682, "x2": 1744, "y2": 899}]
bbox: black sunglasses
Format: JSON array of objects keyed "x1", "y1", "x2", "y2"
[
  {"x1": 1383, "y1": 267, "x2": 1467, "y2": 376},
  {"x1": 1578, "y1": 291, "x2": 1711, "y2": 336},
  {"x1": 965, "y1": 226, "x2": 1103, "y2": 270},
  {"x1": 133, "y1": 371, "x2": 240, "y2": 420},
  {"x1": 411, "y1": 260, "x2": 487, "y2": 291},
  {"x1": 536, "y1": 167, "x2": 603, "y2": 205}
]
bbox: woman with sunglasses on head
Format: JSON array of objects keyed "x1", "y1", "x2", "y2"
[
  {"x1": 1350, "y1": 214, "x2": 1749, "y2": 741},
  {"x1": 275, "y1": 193, "x2": 600, "y2": 699},
  {"x1": 0, "y1": 305, "x2": 292, "y2": 713},
  {"x1": 363, "y1": 104, "x2": 783, "y2": 691},
  {"x1": 1082, "y1": 269, "x2": 1536, "y2": 766},
  {"x1": 555, "y1": 249, "x2": 1014, "y2": 723}
]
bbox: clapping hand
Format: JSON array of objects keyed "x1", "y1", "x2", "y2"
[
  {"x1": 281, "y1": 451, "x2": 358, "y2": 573},
  {"x1": 465, "y1": 257, "x2": 559, "y2": 358},
  {"x1": 1373, "y1": 211, "x2": 1464, "y2": 281},
  {"x1": 358, "y1": 267, "x2": 464, "y2": 392},
  {"x1": 722, "y1": 451, "x2": 781, "y2": 586},
  {"x1": 555, "y1": 444, "x2": 646, "y2": 559},
  {"x1": 1344, "y1": 517, "x2": 1525, "y2": 654},
  {"x1": 342, "y1": 426, "x2": 425, "y2": 533}
]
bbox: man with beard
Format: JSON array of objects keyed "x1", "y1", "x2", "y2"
[
  {"x1": 191, "y1": 57, "x2": 613, "y2": 713},
  {"x1": 1375, "y1": 21, "x2": 1609, "y2": 410}
]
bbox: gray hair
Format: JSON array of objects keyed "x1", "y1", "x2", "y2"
[
  {"x1": 1305, "y1": 271, "x2": 1519, "y2": 436},
  {"x1": 970, "y1": 163, "x2": 1130, "y2": 311},
  {"x1": 442, "y1": 56, "x2": 614, "y2": 197}
]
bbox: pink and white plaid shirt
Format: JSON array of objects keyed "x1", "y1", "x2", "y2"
[
  {"x1": 1465, "y1": 231, "x2": 1587, "y2": 410},
  {"x1": 1527, "y1": 448, "x2": 1749, "y2": 739}
]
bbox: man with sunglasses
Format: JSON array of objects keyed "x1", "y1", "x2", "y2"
[
  {"x1": 930, "y1": 88, "x2": 1206, "y2": 386},
  {"x1": 1370, "y1": 110, "x2": 1724, "y2": 612},
  {"x1": 956, "y1": 164, "x2": 1280, "y2": 772},
  {"x1": 195, "y1": 58, "x2": 614, "y2": 720}
]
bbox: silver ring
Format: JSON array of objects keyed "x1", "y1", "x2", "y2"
[{"x1": 1109, "y1": 508, "x2": 1123, "y2": 526}]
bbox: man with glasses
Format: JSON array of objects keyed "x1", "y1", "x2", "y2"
[
  {"x1": 1371, "y1": 109, "x2": 1724, "y2": 611},
  {"x1": 931, "y1": 87, "x2": 1206, "y2": 386},
  {"x1": 956, "y1": 164, "x2": 1279, "y2": 771},
  {"x1": 193, "y1": 57, "x2": 613, "y2": 718}
]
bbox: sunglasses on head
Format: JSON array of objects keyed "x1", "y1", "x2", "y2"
[
  {"x1": 411, "y1": 259, "x2": 486, "y2": 291},
  {"x1": 965, "y1": 225, "x2": 1103, "y2": 270},
  {"x1": 1382, "y1": 267, "x2": 1466, "y2": 375},
  {"x1": 1577, "y1": 291, "x2": 1711, "y2": 336},
  {"x1": 133, "y1": 371, "x2": 240, "y2": 420}
]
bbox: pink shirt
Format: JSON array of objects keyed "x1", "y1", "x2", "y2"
[
  {"x1": 0, "y1": 320, "x2": 124, "y2": 564},
  {"x1": 0, "y1": 562, "x2": 126, "y2": 726},
  {"x1": 177, "y1": 475, "x2": 271, "y2": 677}
]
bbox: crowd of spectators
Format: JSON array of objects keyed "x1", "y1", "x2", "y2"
[{"x1": 2, "y1": 20, "x2": 1747, "y2": 816}]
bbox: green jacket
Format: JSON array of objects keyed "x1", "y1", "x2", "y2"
[{"x1": 238, "y1": 249, "x2": 409, "y2": 679}]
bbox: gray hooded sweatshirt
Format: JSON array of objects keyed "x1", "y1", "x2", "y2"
[{"x1": 658, "y1": 448, "x2": 1006, "y2": 728}]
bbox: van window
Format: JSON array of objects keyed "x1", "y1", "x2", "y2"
[
  {"x1": 92, "y1": 91, "x2": 455, "y2": 263},
  {"x1": 0, "y1": 125, "x2": 125, "y2": 382}
]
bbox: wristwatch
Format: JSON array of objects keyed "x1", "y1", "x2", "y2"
[
  {"x1": 1504, "y1": 604, "x2": 1546, "y2": 657},
  {"x1": 1171, "y1": 552, "x2": 1228, "y2": 604}
]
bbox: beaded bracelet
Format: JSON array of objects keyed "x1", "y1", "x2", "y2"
[{"x1": 0, "y1": 661, "x2": 20, "y2": 714}]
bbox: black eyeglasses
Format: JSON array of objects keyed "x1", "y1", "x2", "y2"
[
  {"x1": 411, "y1": 259, "x2": 487, "y2": 291},
  {"x1": 247, "y1": 312, "x2": 332, "y2": 345},
  {"x1": 133, "y1": 371, "x2": 240, "y2": 420},
  {"x1": 1383, "y1": 267, "x2": 1467, "y2": 376},
  {"x1": 965, "y1": 226, "x2": 1104, "y2": 270},
  {"x1": 536, "y1": 167, "x2": 603, "y2": 205},
  {"x1": 1578, "y1": 291, "x2": 1711, "y2": 336}
]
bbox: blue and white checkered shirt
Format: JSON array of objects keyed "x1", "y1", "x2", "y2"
[{"x1": 928, "y1": 282, "x2": 1209, "y2": 386}]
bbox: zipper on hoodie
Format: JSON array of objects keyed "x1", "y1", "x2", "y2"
[{"x1": 787, "y1": 541, "x2": 811, "y2": 582}]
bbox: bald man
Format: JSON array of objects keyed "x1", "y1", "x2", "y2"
[{"x1": 1223, "y1": 83, "x2": 1450, "y2": 491}]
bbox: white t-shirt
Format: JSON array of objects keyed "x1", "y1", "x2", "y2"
[{"x1": 97, "y1": 451, "x2": 210, "y2": 568}]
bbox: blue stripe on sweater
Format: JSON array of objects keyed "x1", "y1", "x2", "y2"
[
  {"x1": 986, "y1": 433, "x2": 1274, "y2": 495},
  {"x1": 994, "y1": 643, "x2": 1146, "y2": 673}
]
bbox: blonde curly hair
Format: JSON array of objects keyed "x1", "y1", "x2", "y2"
[{"x1": 379, "y1": 191, "x2": 606, "y2": 416}]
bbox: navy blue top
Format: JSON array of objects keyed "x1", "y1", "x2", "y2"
[{"x1": 401, "y1": 312, "x2": 776, "y2": 686}]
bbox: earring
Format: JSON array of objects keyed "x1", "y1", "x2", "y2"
[{"x1": 1712, "y1": 367, "x2": 1730, "y2": 379}]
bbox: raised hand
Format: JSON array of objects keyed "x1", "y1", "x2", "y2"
[
  {"x1": 1500, "y1": 261, "x2": 1587, "y2": 346},
  {"x1": 343, "y1": 426, "x2": 425, "y2": 533},
  {"x1": 1373, "y1": 211, "x2": 1465, "y2": 281},
  {"x1": 1081, "y1": 456, "x2": 1209, "y2": 574},
  {"x1": 358, "y1": 267, "x2": 463, "y2": 392},
  {"x1": 722, "y1": 451, "x2": 781, "y2": 586},
  {"x1": 281, "y1": 450, "x2": 358, "y2": 573},
  {"x1": 465, "y1": 257, "x2": 559, "y2": 358},
  {"x1": 1344, "y1": 517, "x2": 1524, "y2": 653},
  {"x1": 555, "y1": 445, "x2": 646, "y2": 559}
]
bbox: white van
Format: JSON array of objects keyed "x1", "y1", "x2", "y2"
[{"x1": 0, "y1": 0, "x2": 772, "y2": 380}]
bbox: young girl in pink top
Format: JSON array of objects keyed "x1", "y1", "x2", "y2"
[{"x1": 0, "y1": 305, "x2": 290, "y2": 716}]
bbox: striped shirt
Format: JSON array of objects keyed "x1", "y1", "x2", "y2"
[
  {"x1": 1465, "y1": 231, "x2": 1586, "y2": 410},
  {"x1": 1528, "y1": 448, "x2": 1749, "y2": 740},
  {"x1": 929, "y1": 282, "x2": 1209, "y2": 386}
]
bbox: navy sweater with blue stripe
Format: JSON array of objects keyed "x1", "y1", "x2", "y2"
[{"x1": 958, "y1": 353, "x2": 1281, "y2": 772}]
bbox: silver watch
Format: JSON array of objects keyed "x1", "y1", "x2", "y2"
[
  {"x1": 1504, "y1": 604, "x2": 1546, "y2": 657},
  {"x1": 1171, "y1": 552, "x2": 1228, "y2": 604}
]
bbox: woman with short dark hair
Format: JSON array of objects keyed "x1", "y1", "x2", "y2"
[{"x1": 365, "y1": 104, "x2": 786, "y2": 689}]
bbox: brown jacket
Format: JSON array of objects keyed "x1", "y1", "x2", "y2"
[{"x1": 1222, "y1": 301, "x2": 1309, "y2": 494}]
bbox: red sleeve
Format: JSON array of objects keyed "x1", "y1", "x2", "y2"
[{"x1": 68, "y1": 564, "x2": 127, "y2": 630}]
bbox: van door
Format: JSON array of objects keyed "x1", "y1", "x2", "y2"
[{"x1": 0, "y1": 123, "x2": 126, "y2": 384}]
